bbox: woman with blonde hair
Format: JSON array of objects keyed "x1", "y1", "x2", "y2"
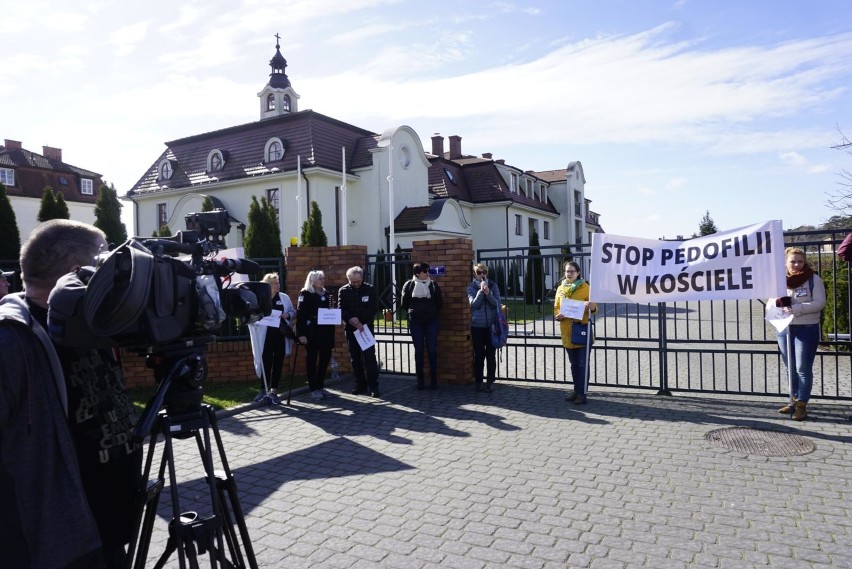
[
  {"x1": 253, "y1": 272, "x2": 296, "y2": 405},
  {"x1": 296, "y1": 270, "x2": 336, "y2": 400},
  {"x1": 466, "y1": 262, "x2": 500, "y2": 392},
  {"x1": 773, "y1": 247, "x2": 825, "y2": 421}
]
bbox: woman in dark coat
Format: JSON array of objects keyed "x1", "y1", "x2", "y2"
[{"x1": 296, "y1": 270, "x2": 337, "y2": 401}]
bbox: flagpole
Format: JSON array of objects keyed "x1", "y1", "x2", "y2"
[
  {"x1": 341, "y1": 146, "x2": 348, "y2": 245},
  {"x1": 387, "y1": 145, "x2": 396, "y2": 319},
  {"x1": 296, "y1": 155, "x2": 302, "y2": 236}
]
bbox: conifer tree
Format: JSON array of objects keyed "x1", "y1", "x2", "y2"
[
  {"x1": 0, "y1": 183, "x2": 22, "y2": 261},
  {"x1": 244, "y1": 196, "x2": 282, "y2": 258},
  {"x1": 37, "y1": 187, "x2": 58, "y2": 222},
  {"x1": 524, "y1": 231, "x2": 545, "y2": 305},
  {"x1": 201, "y1": 196, "x2": 215, "y2": 212},
  {"x1": 158, "y1": 225, "x2": 172, "y2": 237},
  {"x1": 55, "y1": 192, "x2": 70, "y2": 219},
  {"x1": 300, "y1": 201, "x2": 328, "y2": 246},
  {"x1": 93, "y1": 184, "x2": 128, "y2": 246},
  {"x1": 698, "y1": 210, "x2": 718, "y2": 236}
]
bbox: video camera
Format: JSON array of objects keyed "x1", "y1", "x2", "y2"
[{"x1": 48, "y1": 209, "x2": 272, "y2": 431}]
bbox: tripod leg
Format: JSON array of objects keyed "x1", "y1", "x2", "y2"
[{"x1": 207, "y1": 407, "x2": 259, "y2": 569}]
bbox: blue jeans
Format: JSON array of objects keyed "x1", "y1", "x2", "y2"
[
  {"x1": 565, "y1": 347, "x2": 588, "y2": 395},
  {"x1": 410, "y1": 319, "x2": 439, "y2": 386},
  {"x1": 777, "y1": 324, "x2": 820, "y2": 402}
]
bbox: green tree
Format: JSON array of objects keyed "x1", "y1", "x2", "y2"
[
  {"x1": 157, "y1": 224, "x2": 172, "y2": 237},
  {"x1": 55, "y1": 192, "x2": 69, "y2": 219},
  {"x1": 698, "y1": 210, "x2": 718, "y2": 236},
  {"x1": 93, "y1": 184, "x2": 128, "y2": 246},
  {"x1": 201, "y1": 196, "x2": 215, "y2": 212},
  {"x1": 37, "y1": 187, "x2": 58, "y2": 222},
  {"x1": 0, "y1": 183, "x2": 21, "y2": 261},
  {"x1": 300, "y1": 201, "x2": 328, "y2": 246},
  {"x1": 244, "y1": 196, "x2": 282, "y2": 258},
  {"x1": 524, "y1": 231, "x2": 545, "y2": 306}
]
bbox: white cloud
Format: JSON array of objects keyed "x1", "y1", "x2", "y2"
[
  {"x1": 666, "y1": 178, "x2": 687, "y2": 190},
  {"x1": 779, "y1": 151, "x2": 830, "y2": 174},
  {"x1": 108, "y1": 21, "x2": 150, "y2": 57}
]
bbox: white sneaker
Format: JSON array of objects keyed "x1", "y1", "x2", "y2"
[{"x1": 310, "y1": 390, "x2": 325, "y2": 400}]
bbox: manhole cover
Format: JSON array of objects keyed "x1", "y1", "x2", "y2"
[{"x1": 704, "y1": 427, "x2": 815, "y2": 456}]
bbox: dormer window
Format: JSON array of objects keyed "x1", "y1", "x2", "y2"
[
  {"x1": 266, "y1": 94, "x2": 275, "y2": 111},
  {"x1": 81, "y1": 178, "x2": 93, "y2": 195},
  {"x1": 264, "y1": 138, "x2": 285, "y2": 163},
  {"x1": 444, "y1": 168, "x2": 455, "y2": 184},
  {"x1": 208, "y1": 150, "x2": 226, "y2": 173},
  {"x1": 0, "y1": 168, "x2": 15, "y2": 186},
  {"x1": 158, "y1": 160, "x2": 174, "y2": 181},
  {"x1": 282, "y1": 94, "x2": 291, "y2": 112}
]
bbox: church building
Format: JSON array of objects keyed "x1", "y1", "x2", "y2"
[{"x1": 126, "y1": 37, "x2": 601, "y2": 258}]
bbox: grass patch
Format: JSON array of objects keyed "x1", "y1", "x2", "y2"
[{"x1": 128, "y1": 375, "x2": 309, "y2": 414}]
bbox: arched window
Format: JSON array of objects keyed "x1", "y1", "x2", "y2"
[
  {"x1": 282, "y1": 94, "x2": 291, "y2": 112},
  {"x1": 264, "y1": 138, "x2": 285, "y2": 163},
  {"x1": 207, "y1": 150, "x2": 225, "y2": 172},
  {"x1": 266, "y1": 94, "x2": 275, "y2": 111},
  {"x1": 158, "y1": 160, "x2": 173, "y2": 180}
]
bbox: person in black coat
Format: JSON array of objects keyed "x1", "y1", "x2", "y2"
[
  {"x1": 338, "y1": 266, "x2": 380, "y2": 397},
  {"x1": 401, "y1": 262, "x2": 443, "y2": 390},
  {"x1": 296, "y1": 270, "x2": 336, "y2": 401}
]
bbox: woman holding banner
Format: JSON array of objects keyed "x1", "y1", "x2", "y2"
[
  {"x1": 555, "y1": 261, "x2": 597, "y2": 404},
  {"x1": 774, "y1": 247, "x2": 825, "y2": 421}
]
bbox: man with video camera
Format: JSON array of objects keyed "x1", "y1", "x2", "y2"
[{"x1": 0, "y1": 220, "x2": 141, "y2": 569}]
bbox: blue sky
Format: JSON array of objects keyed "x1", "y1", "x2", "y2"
[{"x1": 5, "y1": 0, "x2": 852, "y2": 239}]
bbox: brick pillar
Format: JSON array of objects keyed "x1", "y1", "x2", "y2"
[
  {"x1": 410, "y1": 238, "x2": 473, "y2": 385},
  {"x1": 285, "y1": 245, "x2": 368, "y2": 376}
]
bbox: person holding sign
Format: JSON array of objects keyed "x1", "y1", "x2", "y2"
[
  {"x1": 255, "y1": 273, "x2": 296, "y2": 405},
  {"x1": 773, "y1": 247, "x2": 825, "y2": 421},
  {"x1": 338, "y1": 266, "x2": 381, "y2": 397},
  {"x1": 401, "y1": 262, "x2": 444, "y2": 390},
  {"x1": 296, "y1": 270, "x2": 336, "y2": 401},
  {"x1": 467, "y1": 262, "x2": 501, "y2": 392},
  {"x1": 554, "y1": 261, "x2": 597, "y2": 404}
]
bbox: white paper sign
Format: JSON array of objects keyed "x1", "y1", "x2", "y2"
[
  {"x1": 258, "y1": 309, "x2": 282, "y2": 327},
  {"x1": 354, "y1": 326, "x2": 376, "y2": 351},
  {"x1": 318, "y1": 308, "x2": 342, "y2": 325},
  {"x1": 765, "y1": 301, "x2": 794, "y2": 333},
  {"x1": 560, "y1": 298, "x2": 586, "y2": 319}
]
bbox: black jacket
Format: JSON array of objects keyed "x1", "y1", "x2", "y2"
[
  {"x1": 296, "y1": 288, "x2": 336, "y2": 347},
  {"x1": 400, "y1": 279, "x2": 443, "y2": 323},
  {"x1": 338, "y1": 281, "x2": 378, "y2": 331}
]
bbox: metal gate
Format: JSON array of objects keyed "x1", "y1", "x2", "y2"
[{"x1": 365, "y1": 229, "x2": 851, "y2": 400}]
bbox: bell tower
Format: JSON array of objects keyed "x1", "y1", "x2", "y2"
[{"x1": 258, "y1": 33, "x2": 300, "y2": 120}]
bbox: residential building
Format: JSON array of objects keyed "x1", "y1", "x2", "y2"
[{"x1": 0, "y1": 139, "x2": 102, "y2": 240}]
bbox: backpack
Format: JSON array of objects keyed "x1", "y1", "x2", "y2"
[{"x1": 490, "y1": 305, "x2": 509, "y2": 349}]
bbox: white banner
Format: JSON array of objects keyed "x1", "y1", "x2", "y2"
[{"x1": 590, "y1": 220, "x2": 787, "y2": 303}]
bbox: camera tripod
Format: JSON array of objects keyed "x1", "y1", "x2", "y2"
[{"x1": 127, "y1": 343, "x2": 258, "y2": 569}]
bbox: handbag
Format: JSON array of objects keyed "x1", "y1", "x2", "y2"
[{"x1": 571, "y1": 321, "x2": 593, "y2": 346}]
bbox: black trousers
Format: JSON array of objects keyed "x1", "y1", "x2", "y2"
[
  {"x1": 470, "y1": 326, "x2": 496, "y2": 383},
  {"x1": 346, "y1": 328, "x2": 379, "y2": 391},
  {"x1": 305, "y1": 343, "x2": 332, "y2": 392}
]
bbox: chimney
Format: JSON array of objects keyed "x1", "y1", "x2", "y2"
[
  {"x1": 495, "y1": 159, "x2": 505, "y2": 165},
  {"x1": 4, "y1": 139, "x2": 22, "y2": 150},
  {"x1": 482, "y1": 153, "x2": 492, "y2": 159},
  {"x1": 43, "y1": 145, "x2": 63, "y2": 162},
  {"x1": 448, "y1": 135, "x2": 462, "y2": 160},
  {"x1": 431, "y1": 134, "x2": 444, "y2": 157}
]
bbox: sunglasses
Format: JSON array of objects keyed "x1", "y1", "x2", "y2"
[{"x1": 476, "y1": 270, "x2": 487, "y2": 275}]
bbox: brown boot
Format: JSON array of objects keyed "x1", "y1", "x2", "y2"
[
  {"x1": 778, "y1": 398, "x2": 796, "y2": 414},
  {"x1": 792, "y1": 401, "x2": 808, "y2": 421}
]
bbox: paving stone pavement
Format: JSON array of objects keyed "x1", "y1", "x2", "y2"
[{"x1": 138, "y1": 376, "x2": 852, "y2": 568}]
